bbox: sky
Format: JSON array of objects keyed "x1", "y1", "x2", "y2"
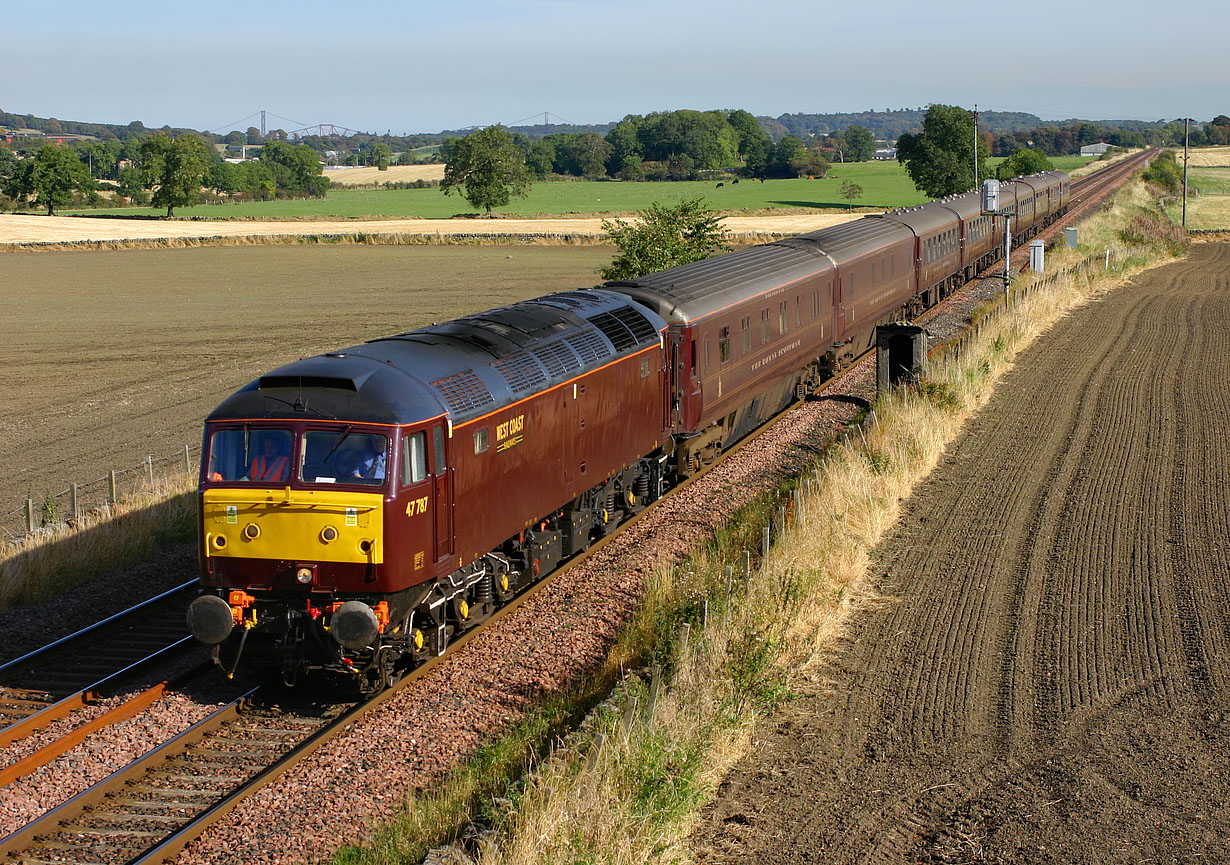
[{"x1": 5, "y1": 0, "x2": 1227, "y2": 135}]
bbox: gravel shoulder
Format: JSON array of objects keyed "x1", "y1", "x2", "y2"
[{"x1": 688, "y1": 244, "x2": 1230, "y2": 863}]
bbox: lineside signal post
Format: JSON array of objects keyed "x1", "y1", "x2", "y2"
[{"x1": 981, "y1": 179, "x2": 1013, "y2": 303}]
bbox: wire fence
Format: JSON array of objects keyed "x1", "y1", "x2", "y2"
[{"x1": 2, "y1": 445, "x2": 201, "y2": 542}]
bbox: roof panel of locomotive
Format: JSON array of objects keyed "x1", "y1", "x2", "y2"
[{"x1": 207, "y1": 289, "x2": 665, "y2": 426}]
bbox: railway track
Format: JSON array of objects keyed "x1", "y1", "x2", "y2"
[
  {"x1": 0, "y1": 151, "x2": 1151, "y2": 865},
  {"x1": 0, "y1": 581, "x2": 201, "y2": 753}
]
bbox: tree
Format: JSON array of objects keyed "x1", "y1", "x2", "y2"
[
  {"x1": 142, "y1": 134, "x2": 211, "y2": 216},
  {"x1": 117, "y1": 165, "x2": 150, "y2": 204},
  {"x1": 599, "y1": 197, "x2": 731, "y2": 281},
  {"x1": 840, "y1": 180, "x2": 864, "y2": 209},
  {"x1": 260, "y1": 140, "x2": 330, "y2": 197},
  {"x1": 995, "y1": 147, "x2": 1053, "y2": 180},
  {"x1": 842, "y1": 125, "x2": 876, "y2": 162},
  {"x1": 28, "y1": 144, "x2": 91, "y2": 215},
  {"x1": 526, "y1": 139, "x2": 556, "y2": 179},
  {"x1": 368, "y1": 142, "x2": 392, "y2": 170},
  {"x1": 897, "y1": 104, "x2": 988, "y2": 197},
  {"x1": 441, "y1": 125, "x2": 531, "y2": 214}
]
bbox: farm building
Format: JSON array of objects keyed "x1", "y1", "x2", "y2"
[{"x1": 1080, "y1": 142, "x2": 1113, "y2": 156}]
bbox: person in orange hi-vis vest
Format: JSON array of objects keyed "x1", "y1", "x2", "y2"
[{"x1": 248, "y1": 436, "x2": 290, "y2": 482}]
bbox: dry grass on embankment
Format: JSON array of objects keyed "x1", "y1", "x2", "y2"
[
  {"x1": 0, "y1": 475, "x2": 195, "y2": 611},
  {"x1": 337, "y1": 178, "x2": 1187, "y2": 865}
]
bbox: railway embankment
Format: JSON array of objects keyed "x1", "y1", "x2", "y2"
[{"x1": 326, "y1": 182, "x2": 1192, "y2": 863}]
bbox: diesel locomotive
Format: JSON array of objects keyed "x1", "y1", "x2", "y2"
[{"x1": 187, "y1": 171, "x2": 1070, "y2": 690}]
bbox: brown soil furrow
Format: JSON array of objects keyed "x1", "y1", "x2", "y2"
[{"x1": 690, "y1": 245, "x2": 1230, "y2": 864}]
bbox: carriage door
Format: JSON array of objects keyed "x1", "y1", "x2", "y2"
[
  {"x1": 431, "y1": 424, "x2": 454, "y2": 563},
  {"x1": 668, "y1": 329, "x2": 683, "y2": 429}
]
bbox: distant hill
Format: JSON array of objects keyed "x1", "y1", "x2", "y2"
[
  {"x1": 756, "y1": 109, "x2": 1047, "y2": 141},
  {"x1": 1, "y1": 107, "x2": 1178, "y2": 153}
]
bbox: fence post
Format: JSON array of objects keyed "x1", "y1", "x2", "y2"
[
  {"x1": 146, "y1": 455, "x2": 155, "y2": 487},
  {"x1": 109, "y1": 470, "x2": 118, "y2": 504},
  {"x1": 184, "y1": 444, "x2": 192, "y2": 473},
  {"x1": 70, "y1": 483, "x2": 79, "y2": 523},
  {"x1": 26, "y1": 498, "x2": 35, "y2": 534},
  {"x1": 761, "y1": 526, "x2": 770, "y2": 561}
]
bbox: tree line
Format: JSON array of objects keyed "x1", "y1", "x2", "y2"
[
  {"x1": 0, "y1": 134, "x2": 329, "y2": 216},
  {"x1": 442, "y1": 109, "x2": 884, "y2": 187}
]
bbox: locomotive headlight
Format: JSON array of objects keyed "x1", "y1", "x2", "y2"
[
  {"x1": 243, "y1": 523, "x2": 261, "y2": 540},
  {"x1": 296, "y1": 567, "x2": 314, "y2": 584}
]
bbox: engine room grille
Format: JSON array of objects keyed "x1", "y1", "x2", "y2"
[
  {"x1": 430, "y1": 369, "x2": 495, "y2": 415},
  {"x1": 566, "y1": 330, "x2": 611, "y2": 365},
  {"x1": 492, "y1": 352, "x2": 548, "y2": 395},
  {"x1": 532, "y1": 341, "x2": 582, "y2": 379},
  {"x1": 610, "y1": 305, "x2": 659, "y2": 343},
  {"x1": 586, "y1": 311, "x2": 638, "y2": 352}
]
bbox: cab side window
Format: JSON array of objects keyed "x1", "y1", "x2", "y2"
[
  {"x1": 433, "y1": 426, "x2": 447, "y2": 475},
  {"x1": 402, "y1": 432, "x2": 427, "y2": 487}
]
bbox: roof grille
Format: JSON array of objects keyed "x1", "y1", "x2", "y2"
[
  {"x1": 610, "y1": 306, "x2": 659, "y2": 343},
  {"x1": 430, "y1": 369, "x2": 495, "y2": 415},
  {"x1": 532, "y1": 341, "x2": 582, "y2": 378},
  {"x1": 491, "y1": 352, "x2": 548, "y2": 395},
  {"x1": 586, "y1": 311, "x2": 638, "y2": 352},
  {"x1": 566, "y1": 330, "x2": 611, "y2": 365}
]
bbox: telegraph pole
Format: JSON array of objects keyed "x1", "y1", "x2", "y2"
[
  {"x1": 973, "y1": 103, "x2": 979, "y2": 189},
  {"x1": 1182, "y1": 117, "x2": 1190, "y2": 230}
]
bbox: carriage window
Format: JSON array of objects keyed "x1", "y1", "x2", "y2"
[
  {"x1": 796, "y1": 296, "x2": 802, "y2": 326},
  {"x1": 741, "y1": 316, "x2": 751, "y2": 352},
  {"x1": 761, "y1": 309, "x2": 770, "y2": 344},
  {"x1": 705, "y1": 339, "x2": 711, "y2": 368},
  {"x1": 690, "y1": 339, "x2": 697, "y2": 373},
  {"x1": 812, "y1": 291, "x2": 820, "y2": 317},
  {"x1": 474, "y1": 428, "x2": 489, "y2": 455},
  {"x1": 778, "y1": 301, "x2": 787, "y2": 335},
  {"x1": 402, "y1": 432, "x2": 427, "y2": 486},
  {"x1": 719, "y1": 326, "x2": 730, "y2": 363}
]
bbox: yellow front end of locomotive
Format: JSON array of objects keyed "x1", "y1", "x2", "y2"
[{"x1": 202, "y1": 488, "x2": 384, "y2": 564}]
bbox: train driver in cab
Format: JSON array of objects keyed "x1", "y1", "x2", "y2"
[
  {"x1": 343, "y1": 437, "x2": 386, "y2": 482},
  {"x1": 248, "y1": 434, "x2": 290, "y2": 482}
]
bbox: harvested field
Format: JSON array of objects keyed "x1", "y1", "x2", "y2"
[
  {"x1": 0, "y1": 244, "x2": 612, "y2": 521},
  {"x1": 690, "y1": 244, "x2": 1230, "y2": 863},
  {"x1": 1182, "y1": 146, "x2": 1230, "y2": 167},
  {"x1": 322, "y1": 164, "x2": 445, "y2": 186},
  {"x1": 0, "y1": 212, "x2": 865, "y2": 248}
]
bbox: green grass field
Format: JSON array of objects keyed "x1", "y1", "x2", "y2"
[
  {"x1": 62, "y1": 156, "x2": 1095, "y2": 221},
  {"x1": 1190, "y1": 166, "x2": 1230, "y2": 195}
]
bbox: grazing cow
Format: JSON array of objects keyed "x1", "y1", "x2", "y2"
[
  {"x1": 732, "y1": 178, "x2": 739, "y2": 184},
  {"x1": 716, "y1": 182, "x2": 724, "y2": 188}
]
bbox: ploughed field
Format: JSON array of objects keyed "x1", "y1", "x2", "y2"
[
  {"x1": 691, "y1": 243, "x2": 1230, "y2": 863},
  {"x1": 0, "y1": 244, "x2": 612, "y2": 520}
]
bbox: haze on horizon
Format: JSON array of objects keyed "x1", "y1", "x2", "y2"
[{"x1": 5, "y1": 0, "x2": 1224, "y2": 135}]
